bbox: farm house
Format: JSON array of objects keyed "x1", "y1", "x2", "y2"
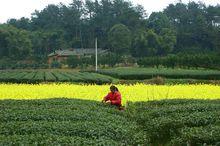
[{"x1": 47, "y1": 48, "x2": 108, "y2": 64}]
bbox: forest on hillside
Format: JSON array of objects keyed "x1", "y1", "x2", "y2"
[{"x1": 0, "y1": 0, "x2": 219, "y2": 69}]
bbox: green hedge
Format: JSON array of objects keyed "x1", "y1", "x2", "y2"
[
  {"x1": 0, "y1": 70, "x2": 115, "y2": 84},
  {"x1": 98, "y1": 67, "x2": 220, "y2": 80},
  {"x1": 0, "y1": 63, "x2": 49, "y2": 70},
  {"x1": 137, "y1": 54, "x2": 220, "y2": 70},
  {"x1": 0, "y1": 99, "x2": 135, "y2": 145},
  {"x1": 0, "y1": 99, "x2": 219, "y2": 145},
  {"x1": 126, "y1": 99, "x2": 220, "y2": 145}
]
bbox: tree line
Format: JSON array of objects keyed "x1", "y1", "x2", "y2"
[{"x1": 0, "y1": 0, "x2": 219, "y2": 68}]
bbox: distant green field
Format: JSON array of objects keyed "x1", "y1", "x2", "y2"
[
  {"x1": 0, "y1": 98, "x2": 219, "y2": 145},
  {"x1": 0, "y1": 70, "x2": 115, "y2": 84},
  {"x1": 98, "y1": 67, "x2": 220, "y2": 80},
  {"x1": 1, "y1": 67, "x2": 220, "y2": 84}
]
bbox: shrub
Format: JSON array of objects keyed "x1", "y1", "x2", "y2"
[
  {"x1": 148, "y1": 76, "x2": 165, "y2": 85},
  {"x1": 51, "y1": 61, "x2": 62, "y2": 69}
]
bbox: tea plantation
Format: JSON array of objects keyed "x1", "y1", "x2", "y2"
[
  {"x1": 0, "y1": 99, "x2": 219, "y2": 145},
  {"x1": 97, "y1": 67, "x2": 220, "y2": 80},
  {"x1": 0, "y1": 70, "x2": 115, "y2": 84}
]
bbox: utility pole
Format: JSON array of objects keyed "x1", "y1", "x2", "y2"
[{"x1": 95, "y1": 37, "x2": 98, "y2": 72}]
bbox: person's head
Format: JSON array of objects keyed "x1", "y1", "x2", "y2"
[{"x1": 110, "y1": 85, "x2": 119, "y2": 93}]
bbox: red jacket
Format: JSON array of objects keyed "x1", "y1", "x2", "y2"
[{"x1": 104, "y1": 91, "x2": 122, "y2": 106}]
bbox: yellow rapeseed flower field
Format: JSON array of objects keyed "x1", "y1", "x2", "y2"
[{"x1": 0, "y1": 83, "x2": 220, "y2": 104}]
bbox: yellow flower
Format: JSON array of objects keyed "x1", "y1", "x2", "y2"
[{"x1": 0, "y1": 83, "x2": 219, "y2": 105}]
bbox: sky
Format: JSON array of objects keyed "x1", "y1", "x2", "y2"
[{"x1": 0, "y1": 0, "x2": 219, "y2": 23}]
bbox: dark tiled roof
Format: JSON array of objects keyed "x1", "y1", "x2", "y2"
[{"x1": 48, "y1": 48, "x2": 108, "y2": 57}]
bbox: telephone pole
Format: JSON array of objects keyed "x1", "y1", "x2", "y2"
[{"x1": 95, "y1": 37, "x2": 98, "y2": 72}]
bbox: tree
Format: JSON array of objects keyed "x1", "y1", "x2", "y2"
[
  {"x1": 0, "y1": 25, "x2": 32, "y2": 59},
  {"x1": 31, "y1": 30, "x2": 66, "y2": 57},
  {"x1": 2, "y1": 0, "x2": 220, "y2": 64},
  {"x1": 66, "y1": 56, "x2": 81, "y2": 68},
  {"x1": 163, "y1": 2, "x2": 220, "y2": 52},
  {"x1": 132, "y1": 29, "x2": 148, "y2": 57},
  {"x1": 7, "y1": 17, "x2": 31, "y2": 30},
  {"x1": 0, "y1": 26, "x2": 9, "y2": 57},
  {"x1": 31, "y1": 4, "x2": 62, "y2": 30},
  {"x1": 61, "y1": 0, "x2": 85, "y2": 47},
  {"x1": 108, "y1": 24, "x2": 131, "y2": 54},
  {"x1": 158, "y1": 28, "x2": 176, "y2": 55},
  {"x1": 213, "y1": 27, "x2": 220, "y2": 53},
  {"x1": 145, "y1": 29, "x2": 160, "y2": 56},
  {"x1": 83, "y1": 0, "x2": 146, "y2": 48},
  {"x1": 132, "y1": 29, "x2": 162, "y2": 57},
  {"x1": 164, "y1": 2, "x2": 188, "y2": 26},
  {"x1": 148, "y1": 12, "x2": 171, "y2": 34}
]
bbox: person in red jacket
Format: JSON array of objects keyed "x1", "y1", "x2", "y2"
[{"x1": 102, "y1": 85, "x2": 124, "y2": 110}]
